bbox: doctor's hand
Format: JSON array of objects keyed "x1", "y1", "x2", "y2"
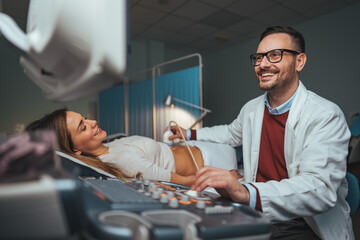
[
  {"x1": 191, "y1": 166, "x2": 250, "y2": 204},
  {"x1": 166, "y1": 126, "x2": 187, "y2": 141}
]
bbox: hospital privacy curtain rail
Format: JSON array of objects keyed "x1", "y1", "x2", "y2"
[
  {"x1": 99, "y1": 54, "x2": 203, "y2": 139},
  {"x1": 153, "y1": 53, "x2": 203, "y2": 140}
]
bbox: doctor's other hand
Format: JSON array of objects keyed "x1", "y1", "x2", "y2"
[
  {"x1": 166, "y1": 126, "x2": 187, "y2": 141},
  {"x1": 191, "y1": 166, "x2": 250, "y2": 204}
]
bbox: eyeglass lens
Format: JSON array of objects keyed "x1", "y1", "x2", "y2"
[{"x1": 252, "y1": 50, "x2": 283, "y2": 66}]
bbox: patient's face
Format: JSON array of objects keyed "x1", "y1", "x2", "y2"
[{"x1": 66, "y1": 111, "x2": 107, "y2": 156}]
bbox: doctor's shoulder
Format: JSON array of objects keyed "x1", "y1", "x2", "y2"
[{"x1": 305, "y1": 91, "x2": 346, "y2": 119}]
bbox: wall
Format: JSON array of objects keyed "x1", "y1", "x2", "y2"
[
  {"x1": 202, "y1": 3, "x2": 360, "y2": 127},
  {"x1": 0, "y1": 31, "x2": 190, "y2": 135},
  {"x1": 0, "y1": 19, "x2": 97, "y2": 135},
  {"x1": 1, "y1": 3, "x2": 359, "y2": 135},
  {"x1": 126, "y1": 40, "x2": 193, "y2": 83}
]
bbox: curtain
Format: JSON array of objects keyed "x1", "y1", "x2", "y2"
[
  {"x1": 99, "y1": 66, "x2": 200, "y2": 139},
  {"x1": 128, "y1": 80, "x2": 153, "y2": 137},
  {"x1": 98, "y1": 85, "x2": 125, "y2": 135},
  {"x1": 155, "y1": 66, "x2": 200, "y2": 140}
]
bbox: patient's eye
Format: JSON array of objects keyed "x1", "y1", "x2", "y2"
[{"x1": 82, "y1": 125, "x2": 86, "y2": 131}]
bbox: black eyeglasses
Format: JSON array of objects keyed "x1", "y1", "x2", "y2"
[{"x1": 250, "y1": 49, "x2": 300, "y2": 66}]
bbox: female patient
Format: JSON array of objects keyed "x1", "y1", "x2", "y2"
[{"x1": 27, "y1": 108, "x2": 239, "y2": 186}]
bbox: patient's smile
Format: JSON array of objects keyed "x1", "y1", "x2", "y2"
[{"x1": 94, "y1": 127, "x2": 102, "y2": 136}]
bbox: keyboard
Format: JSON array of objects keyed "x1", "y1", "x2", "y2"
[
  {"x1": 83, "y1": 178, "x2": 163, "y2": 211},
  {"x1": 82, "y1": 178, "x2": 272, "y2": 240}
]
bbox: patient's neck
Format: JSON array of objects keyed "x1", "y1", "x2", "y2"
[{"x1": 92, "y1": 145, "x2": 109, "y2": 157}]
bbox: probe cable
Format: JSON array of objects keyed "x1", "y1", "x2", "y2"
[{"x1": 169, "y1": 120, "x2": 200, "y2": 171}]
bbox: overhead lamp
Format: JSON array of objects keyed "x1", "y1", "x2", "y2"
[{"x1": 163, "y1": 94, "x2": 211, "y2": 129}]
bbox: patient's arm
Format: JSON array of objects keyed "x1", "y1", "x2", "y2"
[{"x1": 170, "y1": 172, "x2": 194, "y2": 186}]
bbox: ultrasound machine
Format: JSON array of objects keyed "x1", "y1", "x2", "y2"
[
  {"x1": 0, "y1": 0, "x2": 271, "y2": 239},
  {"x1": 55, "y1": 151, "x2": 271, "y2": 240}
]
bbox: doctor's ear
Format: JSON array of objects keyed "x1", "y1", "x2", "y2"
[{"x1": 295, "y1": 53, "x2": 307, "y2": 72}]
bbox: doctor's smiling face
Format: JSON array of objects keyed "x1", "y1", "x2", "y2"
[
  {"x1": 66, "y1": 111, "x2": 107, "y2": 156},
  {"x1": 253, "y1": 33, "x2": 306, "y2": 94}
]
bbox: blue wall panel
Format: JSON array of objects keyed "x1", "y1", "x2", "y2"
[
  {"x1": 99, "y1": 85, "x2": 125, "y2": 135},
  {"x1": 99, "y1": 66, "x2": 201, "y2": 138},
  {"x1": 128, "y1": 80, "x2": 153, "y2": 138}
]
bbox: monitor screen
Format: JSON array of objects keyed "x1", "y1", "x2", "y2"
[{"x1": 0, "y1": 0, "x2": 128, "y2": 102}]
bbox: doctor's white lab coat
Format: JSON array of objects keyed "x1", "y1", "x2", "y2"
[{"x1": 197, "y1": 81, "x2": 354, "y2": 240}]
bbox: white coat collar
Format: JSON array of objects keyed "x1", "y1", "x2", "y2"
[{"x1": 286, "y1": 81, "x2": 308, "y2": 131}]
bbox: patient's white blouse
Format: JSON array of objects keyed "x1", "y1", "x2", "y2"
[{"x1": 99, "y1": 135, "x2": 175, "y2": 181}]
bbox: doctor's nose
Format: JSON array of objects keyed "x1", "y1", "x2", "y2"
[{"x1": 259, "y1": 56, "x2": 272, "y2": 68}]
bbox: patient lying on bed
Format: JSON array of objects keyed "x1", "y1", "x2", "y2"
[{"x1": 26, "y1": 108, "x2": 240, "y2": 186}]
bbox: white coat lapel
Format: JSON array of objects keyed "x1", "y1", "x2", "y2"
[
  {"x1": 284, "y1": 81, "x2": 308, "y2": 169},
  {"x1": 249, "y1": 95, "x2": 266, "y2": 181}
]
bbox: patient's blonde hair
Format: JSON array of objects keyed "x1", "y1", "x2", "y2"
[{"x1": 26, "y1": 108, "x2": 131, "y2": 178}]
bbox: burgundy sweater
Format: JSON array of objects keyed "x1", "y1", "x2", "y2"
[
  {"x1": 252, "y1": 108, "x2": 289, "y2": 210},
  {"x1": 191, "y1": 108, "x2": 289, "y2": 211}
]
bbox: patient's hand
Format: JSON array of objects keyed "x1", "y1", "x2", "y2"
[{"x1": 229, "y1": 169, "x2": 243, "y2": 179}]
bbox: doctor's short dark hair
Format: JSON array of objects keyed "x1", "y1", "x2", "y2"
[{"x1": 260, "y1": 26, "x2": 305, "y2": 53}]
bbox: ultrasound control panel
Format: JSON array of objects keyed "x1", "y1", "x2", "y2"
[{"x1": 81, "y1": 178, "x2": 271, "y2": 240}]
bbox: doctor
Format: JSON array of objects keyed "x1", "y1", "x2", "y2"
[{"x1": 170, "y1": 26, "x2": 353, "y2": 239}]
